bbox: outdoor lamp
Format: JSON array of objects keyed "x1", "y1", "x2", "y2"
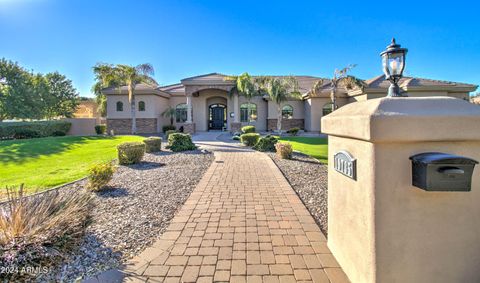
[{"x1": 380, "y1": 38, "x2": 408, "y2": 97}]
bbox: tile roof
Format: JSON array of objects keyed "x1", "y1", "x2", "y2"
[{"x1": 365, "y1": 75, "x2": 477, "y2": 90}]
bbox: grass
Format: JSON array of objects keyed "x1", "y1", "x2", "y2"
[
  {"x1": 278, "y1": 136, "x2": 328, "y2": 163},
  {"x1": 0, "y1": 135, "x2": 144, "y2": 192}
]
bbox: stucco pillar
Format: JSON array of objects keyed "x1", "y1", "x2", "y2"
[
  {"x1": 321, "y1": 97, "x2": 480, "y2": 283},
  {"x1": 233, "y1": 93, "x2": 239, "y2": 123},
  {"x1": 186, "y1": 94, "x2": 192, "y2": 123}
]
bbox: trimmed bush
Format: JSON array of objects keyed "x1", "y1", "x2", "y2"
[
  {"x1": 117, "y1": 142, "x2": 146, "y2": 165},
  {"x1": 162, "y1": 125, "x2": 176, "y2": 133},
  {"x1": 0, "y1": 120, "x2": 71, "y2": 140},
  {"x1": 240, "y1": 133, "x2": 260, "y2": 146},
  {"x1": 275, "y1": 142, "x2": 293, "y2": 159},
  {"x1": 168, "y1": 133, "x2": 197, "y2": 152},
  {"x1": 232, "y1": 135, "x2": 240, "y2": 141},
  {"x1": 87, "y1": 162, "x2": 116, "y2": 191},
  {"x1": 95, "y1": 124, "x2": 107, "y2": 135},
  {"x1": 143, "y1": 137, "x2": 162, "y2": 153},
  {"x1": 287, "y1": 127, "x2": 300, "y2": 136},
  {"x1": 241, "y1": 125, "x2": 256, "y2": 134},
  {"x1": 165, "y1": 130, "x2": 176, "y2": 142},
  {"x1": 253, "y1": 135, "x2": 278, "y2": 152}
]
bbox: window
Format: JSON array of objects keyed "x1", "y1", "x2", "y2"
[
  {"x1": 176, "y1": 103, "x2": 188, "y2": 123},
  {"x1": 322, "y1": 102, "x2": 334, "y2": 116},
  {"x1": 240, "y1": 103, "x2": 257, "y2": 122},
  {"x1": 138, "y1": 101, "x2": 145, "y2": 111},
  {"x1": 116, "y1": 101, "x2": 123, "y2": 112},
  {"x1": 282, "y1": 105, "x2": 293, "y2": 119}
]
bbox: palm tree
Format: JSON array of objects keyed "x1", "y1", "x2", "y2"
[
  {"x1": 226, "y1": 73, "x2": 258, "y2": 124},
  {"x1": 264, "y1": 76, "x2": 300, "y2": 134},
  {"x1": 161, "y1": 106, "x2": 176, "y2": 125},
  {"x1": 93, "y1": 63, "x2": 157, "y2": 134},
  {"x1": 311, "y1": 64, "x2": 365, "y2": 110}
]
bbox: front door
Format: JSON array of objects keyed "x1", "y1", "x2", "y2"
[{"x1": 209, "y1": 104, "x2": 225, "y2": 130}]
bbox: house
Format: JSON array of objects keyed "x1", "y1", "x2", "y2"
[{"x1": 103, "y1": 73, "x2": 477, "y2": 134}]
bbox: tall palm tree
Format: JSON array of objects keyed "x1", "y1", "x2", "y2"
[
  {"x1": 161, "y1": 106, "x2": 176, "y2": 125},
  {"x1": 93, "y1": 63, "x2": 157, "y2": 134},
  {"x1": 226, "y1": 72, "x2": 258, "y2": 124},
  {"x1": 264, "y1": 76, "x2": 300, "y2": 134},
  {"x1": 311, "y1": 64, "x2": 365, "y2": 111}
]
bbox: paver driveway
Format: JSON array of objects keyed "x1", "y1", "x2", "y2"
[{"x1": 121, "y1": 134, "x2": 349, "y2": 282}]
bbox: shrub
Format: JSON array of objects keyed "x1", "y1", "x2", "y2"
[
  {"x1": 165, "y1": 130, "x2": 176, "y2": 142},
  {"x1": 95, "y1": 124, "x2": 107, "y2": 135},
  {"x1": 117, "y1": 142, "x2": 145, "y2": 165},
  {"x1": 241, "y1": 125, "x2": 256, "y2": 134},
  {"x1": 0, "y1": 185, "x2": 92, "y2": 281},
  {"x1": 0, "y1": 120, "x2": 71, "y2": 140},
  {"x1": 87, "y1": 162, "x2": 116, "y2": 191},
  {"x1": 232, "y1": 135, "x2": 240, "y2": 141},
  {"x1": 240, "y1": 133, "x2": 260, "y2": 146},
  {"x1": 287, "y1": 127, "x2": 300, "y2": 136},
  {"x1": 253, "y1": 135, "x2": 278, "y2": 152},
  {"x1": 12, "y1": 128, "x2": 40, "y2": 139},
  {"x1": 275, "y1": 142, "x2": 293, "y2": 159},
  {"x1": 168, "y1": 133, "x2": 197, "y2": 152},
  {"x1": 143, "y1": 137, "x2": 162, "y2": 153},
  {"x1": 162, "y1": 125, "x2": 176, "y2": 133}
]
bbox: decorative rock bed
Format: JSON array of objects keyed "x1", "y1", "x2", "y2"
[
  {"x1": 267, "y1": 152, "x2": 329, "y2": 236},
  {"x1": 43, "y1": 150, "x2": 214, "y2": 282}
]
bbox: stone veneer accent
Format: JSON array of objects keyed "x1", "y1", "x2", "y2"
[
  {"x1": 107, "y1": 118, "x2": 157, "y2": 134},
  {"x1": 230, "y1": 122, "x2": 242, "y2": 133},
  {"x1": 178, "y1": 123, "x2": 195, "y2": 134},
  {"x1": 267, "y1": 118, "x2": 304, "y2": 131}
]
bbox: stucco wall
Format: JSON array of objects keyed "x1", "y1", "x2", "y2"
[
  {"x1": 267, "y1": 100, "x2": 305, "y2": 119},
  {"x1": 107, "y1": 94, "x2": 166, "y2": 119},
  {"x1": 304, "y1": 97, "x2": 331, "y2": 132},
  {"x1": 238, "y1": 96, "x2": 267, "y2": 131},
  {"x1": 192, "y1": 89, "x2": 229, "y2": 131}
]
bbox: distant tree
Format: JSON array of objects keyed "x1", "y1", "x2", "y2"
[
  {"x1": 311, "y1": 64, "x2": 365, "y2": 110},
  {"x1": 262, "y1": 76, "x2": 300, "y2": 133},
  {"x1": 43, "y1": 72, "x2": 79, "y2": 119},
  {"x1": 161, "y1": 106, "x2": 176, "y2": 125},
  {"x1": 93, "y1": 63, "x2": 158, "y2": 133}
]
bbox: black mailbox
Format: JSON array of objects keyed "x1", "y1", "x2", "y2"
[{"x1": 409, "y1": 152, "x2": 478, "y2": 191}]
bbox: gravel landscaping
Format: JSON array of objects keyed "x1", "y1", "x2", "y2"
[
  {"x1": 42, "y1": 150, "x2": 214, "y2": 282},
  {"x1": 267, "y1": 151, "x2": 329, "y2": 236}
]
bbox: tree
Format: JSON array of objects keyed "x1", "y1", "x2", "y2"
[
  {"x1": 161, "y1": 107, "x2": 176, "y2": 125},
  {"x1": 43, "y1": 72, "x2": 79, "y2": 119},
  {"x1": 311, "y1": 64, "x2": 365, "y2": 110},
  {"x1": 263, "y1": 76, "x2": 301, "y2": 134},
  {"x1": 93, "y1": 63, "x2": 158, "y2": 133},
  {"x1": 226, "y1": 73, "x2": 258, "y2": 124}
]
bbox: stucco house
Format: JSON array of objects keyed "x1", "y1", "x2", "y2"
[{"x1": 103, "y1": 73, "x2": 477, "y2": 134}]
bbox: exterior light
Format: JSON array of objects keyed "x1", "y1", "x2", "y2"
[{"x1": 380, "y1": 38, "x2": 408, "y2": 97}]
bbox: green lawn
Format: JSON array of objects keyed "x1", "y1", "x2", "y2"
[
  {"x1": 278, "y1": 136, "x2": 328, "y2": 164},
  {"x1": 0, "y1": 135, "x2": 144, "y2": 191}
]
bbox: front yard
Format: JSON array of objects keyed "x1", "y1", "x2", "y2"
[
  {"x1": 279, "y1": 136, "x2": 328, "y2": 163},
  {"x1": 0, "y1": 135, "x2": 144, "y2": 191}
]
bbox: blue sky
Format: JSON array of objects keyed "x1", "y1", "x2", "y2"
[{"x1": 1, "y1": 0, "x2": 479, "y2": 97}]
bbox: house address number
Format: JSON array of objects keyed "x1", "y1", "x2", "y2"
[{"x1": 334, "y1": 151, "x2": 357, "y2": 180}]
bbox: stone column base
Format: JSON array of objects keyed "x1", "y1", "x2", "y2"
[
  {"x1": 230, "y1": 122, "x2": 242, "y2": 133},
  {"x1": 178, "y1": 123, "x2": 195, "y2": 134}
]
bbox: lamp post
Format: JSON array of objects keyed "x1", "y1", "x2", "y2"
[{"x1": 380, "y1": 38, "x2": 408, "y2": 97}]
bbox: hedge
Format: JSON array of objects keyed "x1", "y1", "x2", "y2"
[
  {"x1": 0, "y1": 121, "x2": 71, "y2": 140},
  {"x1": 240, "y1": 133, "x2": 260, "y2": 146},
  {"x1": 162, "y1": 125, "x2": 176, "y2": 133},
  {"x1": 168, "y1": 133, "x2": 196, "y2": 152},
  {"x1": 143, "y1": 137, "x2": 162, "y2": 153},
  {"x1": 95, "y1": 124, "x2": 107, "y2": 135},
  {"x1": 117, "y1": 142, "x2": 145, "y2": 165},
  {"x1": 241, "y1": 125, "x2": 256, "y2": 134},
  {"x1": 253, "y1": 135, "x2": 278, "y2": 152}
]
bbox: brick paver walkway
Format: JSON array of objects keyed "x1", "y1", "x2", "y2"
[{"x1": 120, "y1": 141, "x2": 349, "y2": 282}]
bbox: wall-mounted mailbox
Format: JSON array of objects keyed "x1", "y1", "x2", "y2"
[{"x1": 409, "y1": 152, "x2": 478, "y2": 191}]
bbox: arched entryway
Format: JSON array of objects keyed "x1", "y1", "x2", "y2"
[{"x1": 208, "y1": 103, "x2": 226, "y2": 130}]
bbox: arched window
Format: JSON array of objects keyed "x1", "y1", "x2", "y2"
[
  {"x1": 138, "y1": 101, "x2": 146, "y2": 111},
  {"x1": 322, "y1": 102, "x2": 334, "y2": 116},
  {"x1": 116, "y1": 101, "x2": 123, "y2": 112},
  {"x1": 282, "y1": 105, "x2": 293, "y2": 119},
  {"x1": 240, "y1": 103, "x2": 257, "y2": 122},
  {"x1": 176, "y1": 103, "x2": 188, "y2": 123}
]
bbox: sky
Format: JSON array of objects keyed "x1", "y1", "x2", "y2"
[{"x1": 0, "y1": 0, "x2": 479, "y2": 97}]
